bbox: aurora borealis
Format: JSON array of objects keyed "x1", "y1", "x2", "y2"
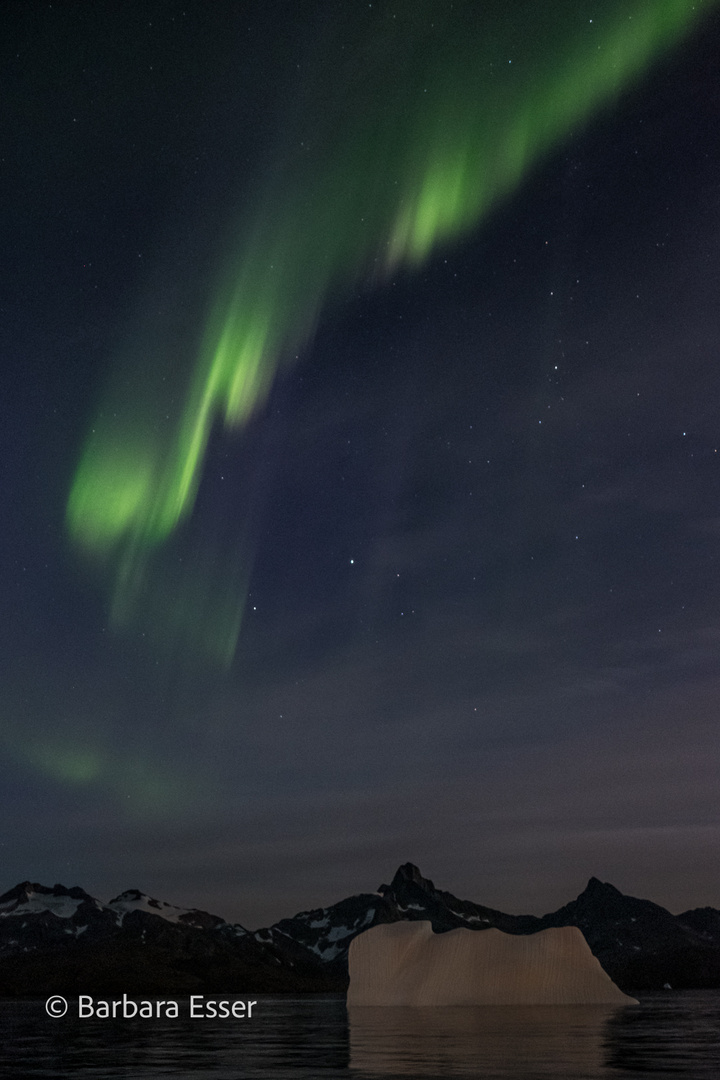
[
  {"x1": 4, "y1": 0, "x2": 720, "y2": 929},
  {"x1": 65, "y1": 0, "x2": 715, "y2": 662}
]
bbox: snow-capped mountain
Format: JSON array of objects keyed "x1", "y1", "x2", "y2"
[
  {"x1": 106, "y1": 889, "x2": 227, "y2": 930},
  {"x1": 0, "y1": 880, "x2": 337, "y2": 996},
  {"x1": 0, "y1": 881, "x2": 229, "y2": 931},
  {"x1": 250, "y1": 862, "x2": 720, "y2": 990},
  {"x1": 1, "y1": 864, "x2": 719, "y2": 996}
]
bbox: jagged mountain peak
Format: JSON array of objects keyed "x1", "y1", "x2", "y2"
[
  {"x1": 539, "y1": 875, "x2": 682, "y2": 938},
  {"x1": 380, "y1": 862, "x2": 437, "y2": 896},
  {"x1": 110, "y1": 888, "x2": 147, "y2": 903},
  {"x1": 0, "y1": 881, "x2": 90, "y2": 904},
  {"x1": 571, "y1": 877, "x2": 673, "y2": 919},
  {"x1": 0, "y1": 881, "x2": 48, "y2": 905},
  {"x1": 0, "y1": 880, "x2": 98, "y2": 919},
  {"x1": 581, "y1": 877, "x2": 624, "y2": 898},
  {"x1": 108, "y1": 888, "x2": 178, "y2": 913}
]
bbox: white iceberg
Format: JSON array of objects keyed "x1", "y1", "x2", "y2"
[{"x1": 347, "y1": 920, "x2": 636, "y2": 1006}]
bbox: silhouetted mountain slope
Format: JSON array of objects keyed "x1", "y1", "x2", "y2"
[
  {"x1": 0, "y1": 881, "x2": 340, "y2": 996},
  {"x1": 2, "y1": 866, "x2": 719, "y2": 995}
]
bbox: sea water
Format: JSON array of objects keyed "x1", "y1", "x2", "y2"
[{"x1": 1, "y1": 990, "x2": 719, "y2": 1078}]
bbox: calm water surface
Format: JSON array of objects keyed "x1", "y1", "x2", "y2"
[{"x1": 1, "y1": 991, "x2": 719, "y2": 1079}]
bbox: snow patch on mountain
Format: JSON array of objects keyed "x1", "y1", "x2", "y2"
[
  {"x1": 306, "y1": 907, "x2": 377, "y2": 960},
  {"x1": 108, "y1": 889, "x2": 206, "y2": 926},
  {"x1": 450, "y1": 910, "x2": 491, "y2": 923},
  {"x1": 0, "y1": 889, "x2": 82, "y2": 920}
]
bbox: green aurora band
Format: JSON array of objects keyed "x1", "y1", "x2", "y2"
[{"x1": 66, "y1": 0, "x2": 717, "y2": 663}]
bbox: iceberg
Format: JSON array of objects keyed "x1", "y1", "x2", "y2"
[{"x1": 347, "y1": 921, "x2": 636, "y2": 1006}]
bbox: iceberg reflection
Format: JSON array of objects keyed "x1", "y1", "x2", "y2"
[{"x1": 348, "y1": 1004, "x2": 629, "y2": 1077}]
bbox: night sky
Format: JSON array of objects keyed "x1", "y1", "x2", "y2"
[{"x1": 3, "y1": 0, "x2": 720, "y2": 930}]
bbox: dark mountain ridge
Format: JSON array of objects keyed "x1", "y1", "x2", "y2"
[{"x1": 1, "y1": 864, "x2": 718, "y2": 996}]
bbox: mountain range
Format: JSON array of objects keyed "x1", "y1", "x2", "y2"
[{"x1": 1, "y1": 863, "x2": 719, "y2": 996}]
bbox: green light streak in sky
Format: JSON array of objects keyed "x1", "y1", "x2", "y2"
[
  {"x1": 4, "y1": 729, "x2": 196, "y2": 817},
  {"x1": 66, "y1": 0, "x2": 717, "y2": 662}
]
